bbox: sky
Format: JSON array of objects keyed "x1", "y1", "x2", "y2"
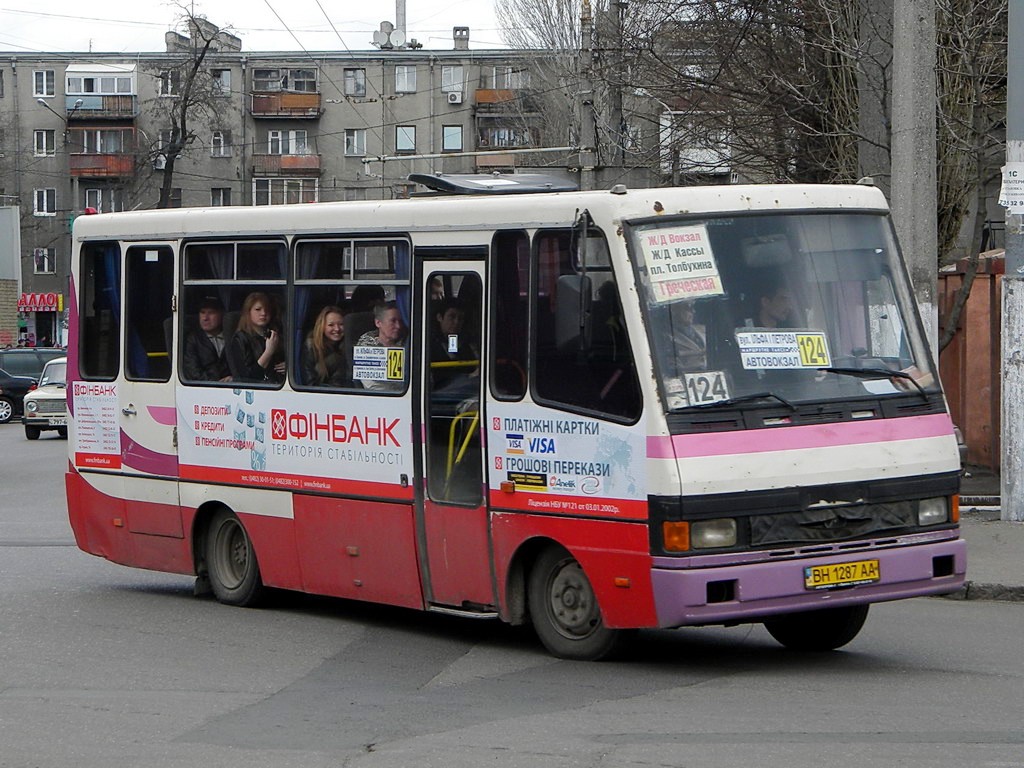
[{"x1": 0, "y1": 0, "x2": 508, "y2": 54}]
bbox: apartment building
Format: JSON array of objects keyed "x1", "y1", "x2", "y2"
[{"x1": 0, "y1": 23, "x2": 559, "y2": 345}]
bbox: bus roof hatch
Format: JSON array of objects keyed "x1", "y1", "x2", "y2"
[{"x1": 408, "y1": 173, "x2": 579, "y2": 195}]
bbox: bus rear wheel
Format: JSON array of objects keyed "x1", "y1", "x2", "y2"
[
  {"x1": 763, "y1": 603, "x2": 869, "y2": 651},
  {"x1": 527, "y1": 546, "x2": 624, "y2": 661},
  {"x1": 205, "y1": 510, "x2": 264, "y2": 607}
]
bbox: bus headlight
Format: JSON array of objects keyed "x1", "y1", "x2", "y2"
[
  {"x1": 917, "y1": 497, "x2": 948, "y2": 526},
  {"x1": 691, "y1": 518, "x2": 737, "y2": 549}
]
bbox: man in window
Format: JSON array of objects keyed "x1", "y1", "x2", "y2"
[
  {"x1": 354, "y1": 301, "x2": 406, "y2": 392},
  {"x1": 183, "y1": 296, "x2": 232, "y2": 382}
]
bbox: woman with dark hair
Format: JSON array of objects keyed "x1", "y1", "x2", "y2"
[
  {"x1": 301, "y1": 305, "x2": 351, "y2": 387},
  {"x1": 227, "y1": 291, "x2": 285, "y2": 383}
]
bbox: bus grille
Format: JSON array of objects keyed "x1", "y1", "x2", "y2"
[{"x1": 749, "y1": 501, "x2": 917, "y2": 547}]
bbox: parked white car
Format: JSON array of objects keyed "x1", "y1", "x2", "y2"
[{"x1": 22, "y1": 357, "x2": 67, "y2": 440}]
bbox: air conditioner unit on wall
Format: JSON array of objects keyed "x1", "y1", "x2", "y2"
[
  {"x1": 447, "y1": 91, "x2": 463, "y2": 105},
  {"x1": 153, "y1": 154, "x2": 167, "y2": 170}
]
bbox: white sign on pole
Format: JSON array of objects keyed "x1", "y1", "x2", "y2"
[{"x1": 998, "y1": 162, "x2": 1024, "y2": 211}]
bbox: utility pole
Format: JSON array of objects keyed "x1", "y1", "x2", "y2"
[
  {"x1": 579, "y1": 0, "x2": 596, "y2": 191},
  {"x1": 1000, "y1": 2, "x2": 1024, "y2": 522},
  {"x1": 890, "y1": 0, "x2": 938, "y2": 351},
  {"x1": 608, "y1": 0, "x2": 625, "y2": 166}
]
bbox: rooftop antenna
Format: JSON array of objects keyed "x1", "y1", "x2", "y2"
[{"x1": 372, "y1": 19, "x2": 406, "y2": 49}]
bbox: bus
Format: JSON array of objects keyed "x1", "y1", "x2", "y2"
[{"x1": 65, "y1": 178, "x2": 966, "y2": 660}]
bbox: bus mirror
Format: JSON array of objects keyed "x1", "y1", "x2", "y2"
[{"x1": 741, "y1": 234, "x2": 794, "y2": 267}]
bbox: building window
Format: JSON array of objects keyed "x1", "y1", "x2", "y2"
[
  {"x1": 441, "y1": 65, "x2": 463, "y2": 92},
  {"x1": 67, "y1": 75, "x2": 133, "y2": 95},
  {"x1": 253, "y1": 69, "x2": 281, "y2": 91},
  {"x1": 479, "y1": 125, "x2": 537, "y2": 148},
  {"x1": 33, "y1": 188, "x2": 56, "y2": 216},
  {"x1": 442, "y1": 125, "x2": 463, "y2": 152},
  {"x1": 268, "y1": 129, "x2": 308, "y2": 155},
  {"x1": 33, "y1": 129, "x2": 56, "y2": 157},
  {"x1": 483, "y1": 66, "x2": 530, "y2": 90},
  {"x1": 344, "y1": 128, "x2": 366, "y2": 156},
  {"x1": 158, "y1": 70, "x2": 180, "y2": 97},
  {"x1": 396, "y1": 125, "x2": 416, "y2": 153},
  {"x1": 253, "y1": 67, "x2": 317, "y2": 92},
  {"x1": 211, "y1": 68, "x2": 231, "y2": 96},
  {"x1": 33, "y1": 70, "x2": 55, "y2": 97},
  {"x1": 211, "y1": 187, "x2": 231, "y2": 206},
  {"x1": 344, "y1": 68, "x2": 366, "y2": 97},
  {"x1": 84, "y1": 188, "x2": 123, "y2": 213},
  {"x1": 253, "y1": 178, "x2": 318, "y2": 205},
  {"x1": 395, "y1": 65, "x2": 416, "y2": 93},
  {"x1": 33, "y1": 248, "x2": 56, "y2": 274},
  {"x1": 158, "y1": 128, "x2": 181, "y2": 153},
  {"x1": 168, "y1": 188, "x2": 182, "y2": 208},
  {"x1": 211, "y1": 130, "x2": 231, "y2": 157},
  {"x1": 67, "y1": 128, "x2": 130, "y2": 154},
  {"x1": 289, "y1": 69, "x2": 317, "y2": 92}
]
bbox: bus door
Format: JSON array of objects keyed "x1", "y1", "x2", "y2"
[
  {"x1": 117, "y1": 244, "x2": 182, "y2": 537},
  {"x1": 418, "y1": 266, "x2": 494, "y2": 610}
]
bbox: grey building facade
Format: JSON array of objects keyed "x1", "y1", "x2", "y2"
[{"x1": 0, "y1": 24, "x2": 582, "y2": 345}]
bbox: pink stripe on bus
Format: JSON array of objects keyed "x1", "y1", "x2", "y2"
[
  {"x1": 147, "y1": 405, "x2": 177, "y2": 426},
  {"x1": 647, "y1": 412, "x2": 953, "y2": 459}
]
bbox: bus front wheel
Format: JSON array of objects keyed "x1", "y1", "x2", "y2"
[
  {"x1": 527, "y1": 547, "x2": 624, "y2": 661},
  {"x1": 205, "y1": 510, "x2": 264, "y2": 607},
  {"x1": 763, "y1": 603, "x2": 869, "y2": 651}
]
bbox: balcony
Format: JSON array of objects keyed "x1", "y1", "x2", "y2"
[
  {"x1": 474, "y1": 89, "x2": 540, "y2": 114},
  {"x1": 250, "y1": 92, "x2": 322, "y2": 118},
  {"x1": 251, "y1": 154, "x2": 322, "y2": 176},
  {"x1": 70, "y1": 154, "x2": 136, "y2": 178},
  {"x1": 66, "y1": 95, "x2": 138, "y2": 120}
]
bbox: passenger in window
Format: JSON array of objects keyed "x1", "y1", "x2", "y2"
[
  {"x1": 184, "y1": 296, "x2": 232, "y2": 382},
  {"x1": 354, "y1": 300, "x2": 406, "y2": 392},
  {"x1": 227, "y1": 291, "x2": 285, "y2": 383},
  {"x1": 752, "y1": 276, "x2": 799, "y2": 329},
  {"x1": 301, "y1": 305, "x2": 352, "y2": 388},
  {"x1": 429, "y1": 297, "x2": 478, "y2": 390},
  {"x1": 669, "y1": 300, "x2": 706, "y2": 371},
  {"x1": 350, "y1": 283, "x2": 385, "y2": 313}
]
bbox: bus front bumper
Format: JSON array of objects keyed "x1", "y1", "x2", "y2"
[{"x1": 650, "y1": 532, "x2": 966, "y2": 627}]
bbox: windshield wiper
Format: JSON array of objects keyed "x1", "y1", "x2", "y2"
[
  {"x1": 691, "y1": 391, "x2": 796, "y2": 411},
  {"x1": 818, "y1": 366, "x2": 928, "y2": 398}
]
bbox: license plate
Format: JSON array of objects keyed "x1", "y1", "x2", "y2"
[
  {"x1": 804, "y1": 559, "x2": 880, "y2": 590},
  {"x1": 47, "y1": 417, "x2": 67, "y2": 426}
]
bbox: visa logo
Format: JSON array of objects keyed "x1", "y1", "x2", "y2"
[
  {"x1": 506, "y1": 433, "x2": 524, "y2": 454},
  {"x1": 529, "y1": 437, "x2": 556, "y2": 454}
]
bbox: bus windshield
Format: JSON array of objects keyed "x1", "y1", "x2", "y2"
[{"x1": 629, "y1": 211, "x2": 936, "y2": 411}]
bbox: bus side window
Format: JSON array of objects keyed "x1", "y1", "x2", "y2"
[
  {"x1": 490, "y1": 231, "x2": 529, "y2": 399},
  {"x1": 125, "y1": 245, "x2": 174, "y2": 382},
  {"x1": 79, "y1": 241, "x2": 121, "y2": 380},
  {"x1": 533, "y1": 230, "x2": 640, "y2": 421}
]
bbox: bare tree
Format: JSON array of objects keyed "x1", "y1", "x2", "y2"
[
  {"x1": 143, "y1": 7, "x2": 235, "y2": 208},
  {"x1": 935, "y1": 0, "x2": 1007, "y2": 351}
]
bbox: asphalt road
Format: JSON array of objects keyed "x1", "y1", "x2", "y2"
[{"x1": 1, "y1": 423, "x2": 1022, "y2": 768}]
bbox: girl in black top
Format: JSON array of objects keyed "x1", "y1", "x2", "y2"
[{"x1": 227, "y1": 292, "x2": 285, "y2": 383}]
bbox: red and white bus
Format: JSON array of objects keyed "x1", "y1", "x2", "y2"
[{"x1": 65, "y1": 178, "x2": 965, "y2": 659}]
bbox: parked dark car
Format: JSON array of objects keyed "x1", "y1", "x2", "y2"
[
  {"x1": 0, "y1": 367, "x2": 39, "y2": 424},
  {"x1": 0, "y1": 348, "x2": 65, "y2": 379}
]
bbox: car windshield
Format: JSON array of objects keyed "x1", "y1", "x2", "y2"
[
  {"x1": 628, "y1": 211, "x2": 935, "y2": 411},
  {"x1": 39, "y1": 361, "x2": 66, "y2": 387}
]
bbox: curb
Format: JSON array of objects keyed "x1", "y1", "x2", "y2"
[{"x1": 943, "y1": 582, "x2": 1024, "y2": 602}]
